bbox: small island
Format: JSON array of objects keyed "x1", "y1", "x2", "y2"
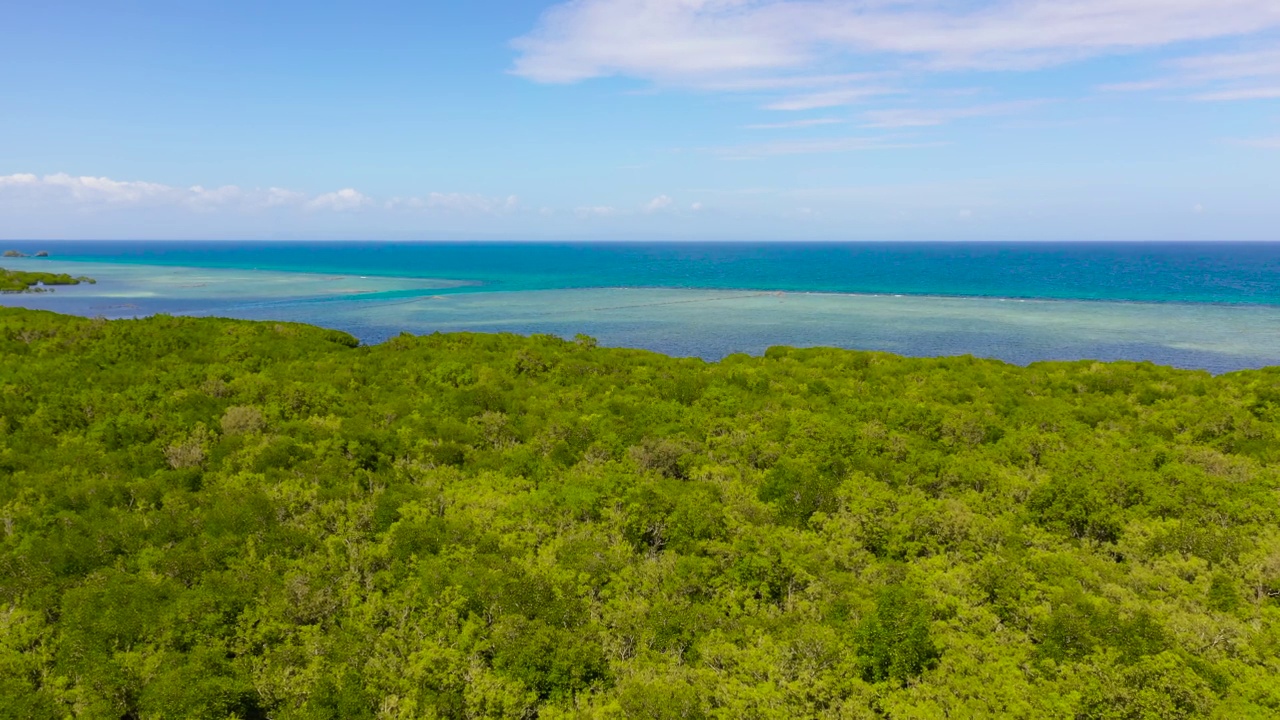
[
  {"x1": 35, "y1": 250, "x2": 49, "y2": 257},
  {"x1": 3, "y1": 250, "x2": 27, "y2": 258},
  {"x1": 0, "y1": 267, "x2": 96, "y2": 293}
]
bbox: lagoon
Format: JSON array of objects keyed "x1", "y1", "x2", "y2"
[{"x1": 3, "y1": 241, "x2": 1278, "y2": 373}]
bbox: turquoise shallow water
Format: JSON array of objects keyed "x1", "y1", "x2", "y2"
[
  {"x1": 2, "y1": 242, "x2": 1278, "y2": 372},
  {"x1": 13, "y1": 240, "x2": 1280, "y2": 304}
]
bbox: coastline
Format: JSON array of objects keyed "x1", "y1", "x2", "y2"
[
  {"x1": 12, "y1": 240, "x2": 1280, "y2": 306},
  {"x1": 9, "y1": 254, "x2": 1280, "y2": 308},
  {"x1": 2, "y1": 256, "x2": 1278, "y2": 373}
]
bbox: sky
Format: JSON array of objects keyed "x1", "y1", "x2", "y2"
[{"x1": 1, "y1": 0, "x2": 1278, "y2": 241}]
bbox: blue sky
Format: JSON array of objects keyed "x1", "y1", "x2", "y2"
[{"x1": 2, "y1": 0, "x2": 1278, "y2": 241}]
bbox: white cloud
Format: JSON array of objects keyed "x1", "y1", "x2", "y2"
[
  {"x1": 0, "y1": 173, "x2": 277, "y2": 210},
  {"x1": 690, "y1": 201, "x2": 704, "y2": 211},
  {"x1": 512, "y1": 1, "x2": 1280, "y2": 120},
  {"x1": 264, "y1": 187, "x2": 307, "y2": 207},
  {"x1": 433, "y1": 192, "x2": 520, "y2": 213},
  {"x1": 512, "y1": 0, "x2": 806, "y2": 84},
  {"x1": 185, "y1": 185, "x2": 248, "y2": 211},
  {"x1": 645, "y1": 194, "x2": 674, "y2": 212},
  {"x1": 575, "y1": 205, "x2": 617, "y2": 217},
  {"x1": 49, "y1": 173, "x2": 175, "y2": 204},
  {"x1": 8, "y1": 173, "x2": 177, "y2": 204},
  {"x1": 0, "y1": 173, "x2": 39, "y2": 187},
  {"x1": 307, "y1": 188, "x2": 372, "y2": 212},
  {"x1": 512, "y1": 0, "x2": 1280, "y2": 87},
  {"x1": 0, "y1": 173, "x2": 533, "y2": 221},
  {"x1": 385, "y1": 192, "x2": 520, "y2": 214}
]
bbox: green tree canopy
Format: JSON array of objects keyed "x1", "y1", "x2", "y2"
[{"x1": 0, "y1": 308, "x2": 1278, "y2": 718}]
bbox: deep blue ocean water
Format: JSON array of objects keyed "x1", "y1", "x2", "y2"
[{"x1": 18, "y1": 240, "x2": 1280, "y2": 305}]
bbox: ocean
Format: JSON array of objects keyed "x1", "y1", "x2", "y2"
[{"x1": 3, "y1": 241, "x2": 1278, "y2": 372}]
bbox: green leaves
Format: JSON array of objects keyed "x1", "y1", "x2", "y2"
[
  {"x1": 1028, "y1": 473, "x2": 1124, "y2": 543},
  {"x1": 1, "y1": 308, "x2": 1278, "y2": 718},
  {"x1": 489, "y1": 617, "x2": 610, "y2": 701},
  {"x1": 0, "y1": 267, "x2": 91, "y2": 293},
  {"x1": 758, "y1": 456, "x2": 841, "y2": 527},
  {"x1": 1035, "y1": 591, "x2": 1171, "y2": 665},
  {"x1": 854, "y1": 584, "x2": 939, "y2": 684}
]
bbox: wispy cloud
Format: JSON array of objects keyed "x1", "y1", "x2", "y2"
[
  {"x1": 1098, "y1": 79, "x2": 1180, "y2": 93},
  {"x1": 513, "y1": 0, "x2": 1280, "y2": 87},
  {"x1": 710, "y1": 136, "x2": 942, "y2": 160},
  {"x1": 1230, "y1": 135, "x2": 1280, "y2": 148},
  {"x1": 861, "y1": 100, "x2": 1048, "y2": 128},
  {"x1": 704, "y1": 73, "x2": 885, "y2": 92},
  {"x1": 1102, "y1": 47, "x2": 1280, "y2": 101},
  {"x1": 765, "y1": 87, "x2": 897, "y2": 111},
  {"x1": 1192, "y1": 86, "x2": 1280, "y2": 102},
  {"x1": 511, "y1": 0, "x2": 1280, "y2": 136},
  {"x1": 744, "y1": 118, "x2": 845, "y2": 130},
  {"x1": 1173, "y1": 47, "x2": 1280, "y2": 82},
  {"x1": 575, "y1": 205, "x2": 617, "y2": 218}
]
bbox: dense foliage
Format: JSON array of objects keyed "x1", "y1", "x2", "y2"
[
  {"x1": 2, "y1": 307, "x2": 1278, "y2": 719},
  {"x1": 0, "y1": 268, "x2": 93, "y2": 293}
]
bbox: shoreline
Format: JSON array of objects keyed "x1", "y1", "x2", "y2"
[
  {"x1": 4, "y1": 256, "x2": 1279, "y2": 374},
  {"x1": 8, "y1": 254, "x2": 1280, "y2": 310},
  {"x1": 10, "y1": 299, "x2": 1280, "y2": 371}
]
